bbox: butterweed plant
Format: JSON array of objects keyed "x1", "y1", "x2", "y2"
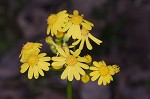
[{"x1": 19, "y1": 10, "x2": 120, "y2": 99}]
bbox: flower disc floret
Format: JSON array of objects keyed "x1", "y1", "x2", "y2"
[
  {"x1": 47, "y1": 14, "x2": 57, "y2": 25},
  {"x1": 66, "y1": 55, "x2": 77, "y2": 66},
  {"x1": 99, "y1": 66, "x2": 109, "y2": 76},
  {"x1": 27, "y1": 55, "x2": 38, "y2": 66}
]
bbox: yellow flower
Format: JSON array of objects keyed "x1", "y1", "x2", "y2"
[
  {"x1": 63, "y1": 10, "x2": 94, "y2": 39},
  {"x1": 20, "y1": 42, "x2": 42, "y2": 62},
  {"x1": 84, "y1": 54, "x2": 92, "y2": 63},
  {"x1": 90, "y1": 61, "x2": 120, "y2": 85},
  {"x1": 20, "y1": 52, "x2": 51, "y2": 79},
  {"x1": 51, "y1": 46, "x2": 89, "y2": 81},
  {"x1": 47, "y1": 10, "x2": 68, "y2": 36},
  {"x1": 81, "y1": 74, "x2": 90, "y2": 83},
  {"x1": 71, "y1": 28, "x2": 102, "y2": 50}
]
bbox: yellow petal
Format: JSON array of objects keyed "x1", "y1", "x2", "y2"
[
  {"x1": 38, "y1": 61, "x2": 50, "y2": 67},
  {"x1": 81, "y1": 22, "x2": 92, "y2": 30},
  {"x1": 38, "y1": 53, "x2": 47, "y2": 58},
  {"x1": 52, "y1": 65, "x2": 63, "y2": 70},
  {"x1": 73, "y1": 49, "x2": 81, "y2": 57},
  {"x1": 85, "y1": 37, "x2": 92, "y2": 50},
  {"x1": 90, "y1": 71, "x2": 99, "y2": 76},
  {"x1": 52, "y1": 61, "x2": 66, "y2": 66},
  {"x1": 77, "y1": 57, "x2": 87, "y2": 62},
  {"x1": 108, "y1": 66, "x2": 115, "y2": 75},
  {"x1": 83, "y1": 20, "x2": 94, "y2": 27},
  {"x1": 79, "y1": 38, "x2": 85, "y2": 50},
  {"x1": 55, "y1": 46, "x2": 67, "y2": 57},
  {"x1": 64, "y1": 46, "x2": 70, "y2": 56},
  {"x1": 57, "y1": 10, "x2": 67, "y2": 15},
  {"x1": 91, "y1": 74, "x2": 99, "y2": 81},
  {"x1": 108, "y1": 75, "x2": 113, "y2": 81},
  {"x1": 21, "y1": 63, "x2": 28, "y2": 68},
  {"x1": 63, "y1": 22, "x2": 72, "y2": 32},
  {"x1": 77, "y1": 62, "x2": 89, "y2": 69},
  {"x1": 72, "y1": 25, "x2": 81, "y2": 39},
  {"x1": 88, "y1": 33, "x2": 102, "y2": 45},
  {"x1": 93, "y1": 61, "x2": 100, "y2": 67},
  {"x1": 47, "y1": 26, "x2": 51, "y2": 35},
  {"x1": 56, "y1": 24, "x2": 63, "y2": 32},
  {"x1": 102, "y1": 61, "x2": 106, "y2": 66},
  {"x1": 33, "y1": 66, "x2": 39, "y2": 79},
  {"x1": 20, "y1": 63, "x2": 29, "y2": 73},
  {"x1": 71, "y1": 25, "x2": 77, "y2": 39},
  {"x1": 98, "y1": 76, "x2": 103, "y2": 85},
  {"x1": 37, "y1": 66, "x2": 44, "y2": 76},
  {"x1": 66, "y1": 25, "x2": 73, "y2": 38},
  {"x1": 90, "y1": 67, "x2": 98, "y2": 71},
  {"x1": 51, "y1": 26, "x2": 54, "y2": 36},
  {"x1": 73, "y1": 67, "x2": 80, "y2": 80},
  {"x1": 69, "y1": 45, "x2": 75, "y2": 48},
  {"x1": 105, "y1": 75, "x2": 111, "y2": 83},
  {"x1": 39, "y1": 64, "x2": 49, "y2": 71},
  {"x1": 102, "y1": 76, "x2": 107, "y2": 85},
  {"x1": 52, "y1": 57, "x2": 66, "y2": 61},
  {"x1": 76, "y1": 66, "x2": 85, "y2": 75},
  {"x1": 28, "y1": 67, "x2": 34, "y2": 79},
  {"x1": 68, "y1": 67, "x2": 73, "y2": 81},
  {"x1": 53, "y1": 25, "x2": 57, "y2": 35},
  {"x1": 39, "y1": 57, "x2": 51, "y2": 62},
  {"x1": 72, "y1": 39, "x2": 81, "y2": 46},
  {"x1": 61, "y1": 67, "x2": 69, "y2": 80}
]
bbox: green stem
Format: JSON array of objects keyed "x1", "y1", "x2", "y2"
[{"x1": 67, "y1": 80, "x2": 72, "y2": 99}]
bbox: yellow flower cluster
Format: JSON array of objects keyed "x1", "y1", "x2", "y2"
[
  {"x1": 19, "y1": 10, "x2": 120, "y2": 86},
  {"x1": 47, "y1": 10, "x2": 102, "y2": 50}
]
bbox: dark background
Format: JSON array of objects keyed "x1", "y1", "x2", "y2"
[{"x1": 0, "y1": 0, "x2": 150, "y2": 99}]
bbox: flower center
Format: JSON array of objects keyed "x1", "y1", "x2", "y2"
[
  {"x1": 71, "y1": 15, "x2": 83, "y2": 25},
  {"x1": 27, "y1": 55, "x2": 38, "y2": 66},
  {"x1": 99, "y1": 66, "x2": 109, "y2": 76},
  {"x1": 81, "y1": 28, "x2": 89, "y2": 36},
  {"x1": 48, "y1": 14, "x2": 57, "y2": 24},
  {"x1": 66, "y1": 55, "x2": 77, "y2": 66},
  {"x1": 71, "y1": 10, "x2": 83, "y2": 25},
  {"x1": 23, "y1": 43, "x2": 33, "y2": 50}
]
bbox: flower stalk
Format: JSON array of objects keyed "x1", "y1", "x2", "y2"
[{"x1": 67, "y1": 80, "x2": 72, "y2": 99}]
